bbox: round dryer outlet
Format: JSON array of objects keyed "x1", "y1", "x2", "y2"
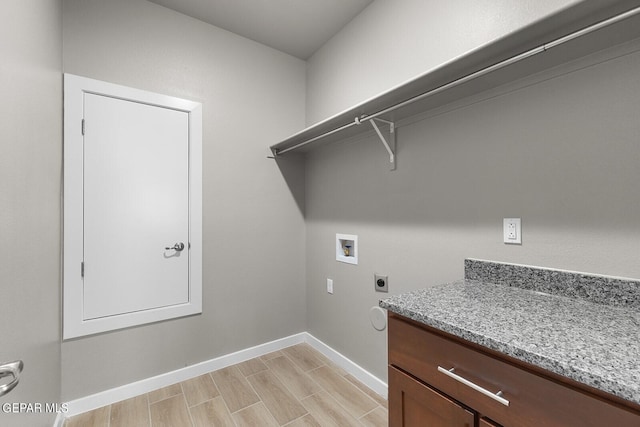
[{"x1": 369, "y1": 306, "x2": 387, "y2": 331}]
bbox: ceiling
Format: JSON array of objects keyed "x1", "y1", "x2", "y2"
[{"x1": 147, "y1": 0, "x2": 374, "y2": 59}]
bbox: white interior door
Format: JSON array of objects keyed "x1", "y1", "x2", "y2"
[{"x1": 82, "y1": 94, "x2": 190, "y2": 319}]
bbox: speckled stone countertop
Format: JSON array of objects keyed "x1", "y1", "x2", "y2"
[{"x1": 379, "y1": 259, "x2": 640, "y2": 406}]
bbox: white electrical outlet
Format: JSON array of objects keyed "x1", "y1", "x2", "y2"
[
  {"x1": 503, "y1": 218, "x2": 522, "y2": 244},
  {"x1": 327, "y1": 278, "x2": 333, "y2": 294}
]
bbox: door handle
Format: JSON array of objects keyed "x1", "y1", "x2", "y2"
[
  {"x1": 0, "y1": 360, "x2": 23, "y2": 397},
  {"x1": 165, "y1": 242, "x2": 185, "y2": 252},
  {"x1": 437, "y1": 366, "x2": 509, "y2": 406}
]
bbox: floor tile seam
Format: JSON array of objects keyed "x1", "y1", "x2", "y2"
[
  {"x1": 358, "y1": 404, "x2": 383, "y2": 420},
  {"x1": 145, "y1": 392, "x2": 153, "y2": 427},
  {"x1": 243, "y1": 368, "x2": 265, "y2": 381},
  {"x1": 236, "y1": 359, "x2": 266, "y2": 377},
  {"x1": 239, "y1": 401, "x2": 281, "y2": 427},
  {"x1": 345, "y1": 375, "x2": 389, "y2": 408},
  {"x1": 261, "y1": 350, "x2": 284, "y2": 362},
  {"x1": 183, "y1": 390, "x2": 197, "y2": 427},
  {"x1": 141, "y1": 392, "x2": 151, "y2": 427},
  {"x1": 207, "y1": 392, "x2": 240, "y2": 427},
  {"x1": 280, "y1": 350, "x2": 337, "y2": 400},
  {"x1": 233, "y1": 400, "x2": 264, "y2": 414},
  {"x1": 256, "y1": 369, "x2": 313, "y2": 425},
  {"x1": 222, "y1": 369, "x2": 263, "y2": 416},
  {"x1": 300, "y1": 389, "x2": 342, "y2": 406},
  {"x1": 148, "y1": 385, "x2": 183, "y2": 405},
  {"x1": 212, "y1": 366, "x2": 254, "y2": 406},
  {"x1": 240, "y1": 365, "x2": 270, "y2": 378},
  {"x1": 282, "y1": 345, "x2": 326, "y2": 373},
  {"x1": 322, "y1": 366, "x2": 380, "y2": 408},
  {"x1": 177, "y1": 385, "x2": 196, "y2": 427},
  {"x1": 305, "y1": 365, "x2": 334, "y2": 398},
  {"x1": 279, "y1": 348, "x2": 307, "y2": 373},
  {"x1": 243, "y1": 367, "x2": 298, "y2": 424},
  {"x1": 306, "y1": 364, "x2": 324, "y2": 376},
  {"x1": 185, "y1": 394, "x2": 220, "y2": 411},
  {"x1": 307, "y1": 367, "x2": 378, "y2": 420},
  {"x1": 180, "y1": 384, "x2": 195, "y2": 427},
  {"x1": 208, "y1": 367, "x2": 247, "y2": 424},
  {"x1": 300, "y1": 347, "x2": 332, "y2": 372},
  {"x1": 183, "y1": 375, "x2": 221, "y2": 408},
  {"x1": 300, "y1": 389, "x2": 361, "y2": 425},
  {"x1": 280, "y1": 411, "x2": 312, "y2": 426},
  {"x1": 263, "y1": 356, "x2": 319, "y2": 403},
  {"x1": 208, "y1": 371, "x2": 223, "y2": 402}
]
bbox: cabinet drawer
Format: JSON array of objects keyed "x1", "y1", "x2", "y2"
[{"x1": 389, "y1": 314, "x2": 640, "y2": 427}]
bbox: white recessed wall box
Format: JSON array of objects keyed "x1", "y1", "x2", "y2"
[{"x1": 336, "y1": 234, "x2": 358, "y2": 265}]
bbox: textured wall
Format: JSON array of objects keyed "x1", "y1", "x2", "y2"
[
  {"x1": 61, "y1": 0, "x2": 306, "y2": 400},
  {"x1": 0, "y1": 1, "x2": 62, "y2": 426}
]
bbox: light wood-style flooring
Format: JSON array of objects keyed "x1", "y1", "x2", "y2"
[{"x1": 64, "y1": 343, "x2": 388, "y2": 427}]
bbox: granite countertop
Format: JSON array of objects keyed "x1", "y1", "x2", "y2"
[{"x1": 379, "y1": 260, "x2": 640, "y2": 406}]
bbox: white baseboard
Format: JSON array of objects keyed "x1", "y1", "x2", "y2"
[
  {"x1": 52, "y1": 413, "x2": 65, "y2": 427},
  {"x1": 305, "y1": 334, "x2": 388, "y2": 399},
  {"x1": 56, "y1": 332, "x2": 387, "y2": 424}
]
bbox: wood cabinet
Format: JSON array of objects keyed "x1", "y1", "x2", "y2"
[
  {"x1": 479, "y1": 418, "x2": 501, "y2": 427},
  {"x1": 389, "y1": 366, "x2": 474, "y2": 427},
  {"x1": 388, "y1": 313, "x2": 640, "y2": 427}
]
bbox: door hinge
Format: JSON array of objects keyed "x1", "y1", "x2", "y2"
[
  {"x1": 81, "y1": 119, "x2": 85, "y2": 135},
  {"x1": 81, "y1": 261, "x2": 84, "y2": 278}
]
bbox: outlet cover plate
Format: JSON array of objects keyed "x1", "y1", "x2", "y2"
[
  {"x1": 374, "y1": 274, "x2": 388, "y2": 292},
  {"x1": 503, "y1": 218, "x2": 522, "y2": 244}
]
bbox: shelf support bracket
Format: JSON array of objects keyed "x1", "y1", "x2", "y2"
[{"x1": 358, "y1": 117, "x2": 396, "y2": 170}]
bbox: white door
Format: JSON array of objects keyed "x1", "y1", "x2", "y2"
[
  {"x1": 64, "y1": 74, "x2": 202, "y2": 339},
  {"x1": 82, "y1": 93, "x2": 190, "y2": 319}
]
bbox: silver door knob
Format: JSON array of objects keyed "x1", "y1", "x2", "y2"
[
  {"x1": 0, "y1": 360, "x2": 23, "y2": 397},
  {"x1": 165, "y1": 242, "x2": 185, "y2": 251}
]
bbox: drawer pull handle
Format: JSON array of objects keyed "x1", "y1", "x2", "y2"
[{"x1": 437, "y1": 366, "x2": 510, "y2": 406}]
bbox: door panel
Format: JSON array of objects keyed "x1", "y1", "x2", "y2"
[
  {"x1": 480, "y1": 417, "x2": 502, "y2": 427},
  {"x1": 389, "y1": 366, "x2": 475, "y2": 427},
  {"x1": 83, "y1": 93, "x2": 189, "y2": 319}
]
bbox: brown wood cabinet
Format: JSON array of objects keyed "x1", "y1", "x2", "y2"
[
  {"x1": 479, "y1": 418, "x2": 501, "y2": 427},
  {"x1": 388, "y1": 313, "x2": 640, "y2": 427},
  {"x1": 389, "y1": 366, "x2": 475, "y2": 427}
]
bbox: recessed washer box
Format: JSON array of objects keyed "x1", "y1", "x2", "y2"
[{"x1": 336, "y1": 234, "x2": 358, "y2": 265}]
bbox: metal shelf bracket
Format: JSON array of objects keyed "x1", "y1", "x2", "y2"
[{"x1": 356, "y1": 117, "x2": 396, "y2": 170}]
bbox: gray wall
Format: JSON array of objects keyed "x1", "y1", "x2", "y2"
[
  {"x1": 304, "y1": 33, "x2": 640, "y2": 382},
  {"x1": 305, "y1": 0, "x2": 580, "y2": 125},
  {"x1": 61, "y1": 0, "x2": 307, "y2": 400},
  {"x1": 0, "y1": 1, "x2": 62, "y2": 426},
  {"x1": 4, "y1": 0, "x2": 638, "y2": 416}
]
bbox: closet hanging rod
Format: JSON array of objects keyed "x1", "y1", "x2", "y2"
[{"x1": 274, "y1": 5, "x2": 640, "y2": 157}]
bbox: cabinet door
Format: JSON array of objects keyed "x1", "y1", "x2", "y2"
[
  {"x1": 480, "y1": 417, "x2": 502, "y2": 427},
  {"x1": 389, "y1": 366, "x2": 475, "y2": 427}
]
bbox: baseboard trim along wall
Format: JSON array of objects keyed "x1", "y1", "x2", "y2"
[
  {"x1": 54, "y1": 332, "x2": 388, "y2": 426},
  {"x1": 304, "y1": 333, "x2": 388, "y2": 398}
]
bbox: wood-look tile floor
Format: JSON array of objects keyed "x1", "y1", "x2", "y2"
[{"x1": 64, "y1": 343, "x2": 388, "y2": 427}]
